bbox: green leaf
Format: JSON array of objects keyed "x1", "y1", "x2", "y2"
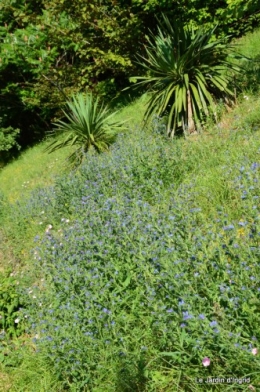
[{"x1": 44, "y1": 93, "x2": 128, "y2": 168}]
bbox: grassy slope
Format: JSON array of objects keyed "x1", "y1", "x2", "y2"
[{"x1": 0, "y1": 27, "x2": 260, "y2": 392}]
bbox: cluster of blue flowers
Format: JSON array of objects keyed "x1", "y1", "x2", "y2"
[{"x1": 15, "y1": 129, "x2": 260, "y2": 389}]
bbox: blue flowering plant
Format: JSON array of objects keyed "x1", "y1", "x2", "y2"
[{"x1": 12, "y1": 139, "x2": 259, "y2": 391}]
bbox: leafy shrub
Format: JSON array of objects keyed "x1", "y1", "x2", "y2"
[
  {"x1": 0, "y1": 270, "x2": 25, "y2": 339},
  {"x1": 44, "y1": 93, "x2": 129, "y2": 168},
  {"x1": 13, "y1": 137, "x2": 260, "y2": 391},
  {"x1": 0, "y1": 125, "x2": 21, "y2": 164}
]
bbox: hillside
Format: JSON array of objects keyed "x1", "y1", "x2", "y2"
[{"x1": 0, "y1": 27, "x2": 260, "y2": 392}]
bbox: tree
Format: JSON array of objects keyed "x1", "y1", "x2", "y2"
[{"x1": 127, "y1": 14, "x2": 247, "y2": 137}]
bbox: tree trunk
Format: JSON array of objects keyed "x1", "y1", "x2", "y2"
[{"x1": 187, "y1": 90, "x2": 196, "y2": 134}]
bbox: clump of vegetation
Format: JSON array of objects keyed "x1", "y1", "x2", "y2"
[
  {"x1": 127, "y1": 14, "x2": 248, "y2": 137},
  {"x1": 44, "y1": 92, "x2": 129, "y2": 168},
  {"x1": 0, "y1": 123, "x2": 259, "y2": 391},
  {"x1": 0, "y1": 125, "x2": 21, "y2": 165},
  {"x1": 0, "y1": 270, "x2": 25, "y2": 339}
]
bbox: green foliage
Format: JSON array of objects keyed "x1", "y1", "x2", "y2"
[
  {"x1": 129, "y1": 15, "x2": 247, "y2": 136},
  {"x1": 0, "y1": 125, "x2": 21, "y2": 163},
  {"x1": 7, "y1": 125, "x2": 259, "y2": 391},
  {"x1": 44, "y1": 92, "x2": 129, "y2": 168},
  {"x1": 132, "y1": 0, "x2": 260, "y2": 36},
  {"x1": 0, "y1": 271, "x2": 24, "y2": 339},
  {"x1": 0, "y1": 0, "x2": 259, "y2": 154}
]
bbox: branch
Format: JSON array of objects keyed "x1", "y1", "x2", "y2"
[{"x1": 42, "y1": 74, "x2": 68, "y2": 102}]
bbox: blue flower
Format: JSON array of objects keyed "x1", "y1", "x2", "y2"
[
  {"x1": 190, "y1": 208, "x2": 201, "y2": 213},
  {"x1": 209, "y1": 321, "x2": 218, "y2": 327},
  {"x1": 238, "y1": 221, "x2": 247, "y2": 226},
  {"x1": 251, "y1": 163, "x2": 260, "y2": 170},
  {"x1": 223, "y1": 224, "x2": 234, "y2": 231},
  {"x1": 183, "y1": 311, "x2": 193, "y2": 320}
]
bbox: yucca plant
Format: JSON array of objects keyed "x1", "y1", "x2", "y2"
[
  {"x1": 44, "y1": 92, "x2": 128, "y2": 167},
  {"x1": 128, "y1": 14, "x2": 247, "y2": 137}
]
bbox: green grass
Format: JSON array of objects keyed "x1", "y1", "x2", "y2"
[
  {"x1": 0, "y1": 27, "x2": 260, "y2": 392},
  {"x1": 235, "y1": 28, "x2": 260, "y2": 59}
]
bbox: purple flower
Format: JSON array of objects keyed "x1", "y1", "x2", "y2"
[
  {"x1": 198, "y1": 314, "x2": 205, "y2": 320},
  {"x1": 209, "y1": 321, "x2": 218, "y2": 328},
  {"x1": 180, "y1": 323, "x2": 186, "y2": 328}
]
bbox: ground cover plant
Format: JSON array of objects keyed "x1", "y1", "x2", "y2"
[
  {"x1": 0, "y1": 123, "x2": 259, "y2": 391},
  {"x1": 0, "y1": 26, "x2": 260, "y2": 392}
]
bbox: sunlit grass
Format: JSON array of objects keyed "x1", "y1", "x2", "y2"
[{"x1": 0, "y1": 140, "x2": 75, "y2": 204}]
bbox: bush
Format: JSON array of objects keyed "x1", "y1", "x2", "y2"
[
  {"x1": 44, "y1": 93, "x2": 129, "y2": 168},
  {"x1": 0, "y1": 270, "x2": 25, "y2": 339},
  {"x1": 0, "y1": 125, "x2": 21, "y2": 164},
  {"x1": 12, "y1": 131, "x2": 260, "y2": 391}
]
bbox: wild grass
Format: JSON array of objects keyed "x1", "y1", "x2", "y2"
[{"x1": 0, "y1": 27, "x2": 260, "y2": 392}]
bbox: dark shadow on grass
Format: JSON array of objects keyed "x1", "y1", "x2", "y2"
[
  {"x1": 237, "y1": 54, "x2": 260, "y2": 93},
  {"x1": 115, "y1": 355, "x2": 148, "y2": 392},
  {"x1": 109, "y1": 86, "x2": 148, "y2": 111}
]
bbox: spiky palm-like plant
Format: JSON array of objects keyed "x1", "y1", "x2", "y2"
[
  {"x1": 44, "y1": 92, "x2": 128, "y2": 167},
  {"x1": 128, "y1": 14, "x2": 246, "y2": 137}
]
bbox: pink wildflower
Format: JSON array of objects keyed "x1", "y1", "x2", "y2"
[{"x1": 202, "y1": 357, "x2": 210, "y2": 367}]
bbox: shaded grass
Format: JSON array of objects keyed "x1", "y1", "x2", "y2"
[{"x1": 232, "y1": 27, "x2": 260, "y2": 94}]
